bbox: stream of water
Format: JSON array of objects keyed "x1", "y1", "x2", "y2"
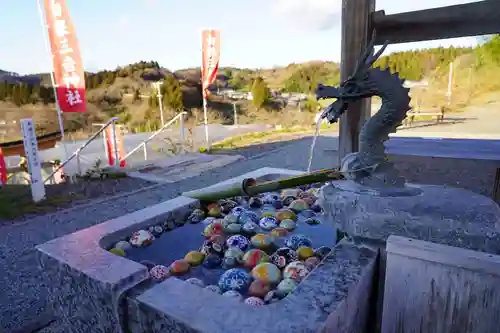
[{"x1": 306, "y1": 110, "x2": 327, "y2": 172}]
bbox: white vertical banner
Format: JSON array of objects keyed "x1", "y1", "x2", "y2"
[{"x1": 21, "y1": 119, "x2": 46, "y2": 202}]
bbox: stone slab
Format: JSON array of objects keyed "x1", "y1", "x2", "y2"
[{"x1": 382, "y1": 235, "x2": 500, "y2": 333}]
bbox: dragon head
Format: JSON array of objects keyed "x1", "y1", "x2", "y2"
[{"x1": 315, "y1": 32, "x2": 389, "y2": 124}]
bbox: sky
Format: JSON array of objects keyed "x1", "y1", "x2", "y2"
[{"x1": 0, "y1": 0, "x2": 481, "y2": 74}]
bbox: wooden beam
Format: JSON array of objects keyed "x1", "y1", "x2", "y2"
[
  {"x1": 338, "y1": 0, "x2": 375, "y2": 165},
  {"x1": 373, "y1": 1, "x2": 500, "y2": 45}
]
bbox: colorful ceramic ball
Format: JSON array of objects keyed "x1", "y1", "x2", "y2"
[
  {"x1": 209, "y1": 234, "x2": 227, "y2": 245},
  {"x1": 260, "y1": 206, "x2": 276, "y2": 217},
  {"x1": 205, "y1": 285, "x2": 222, "y2": 294},
  {"x1": 262, "y1": 193, "x2": 280, "y2": 205},
  {"x1": 129, "y1": 230, "x2": 154, "y2": 247},
  {"x1": 264, "y1": 290, "x2": 280, "y2": 304},
  {"x1": 283, "y1": 261, "x2": 310, "y2": 282},
  {"x1": 219, "y1": 199, "x2": 238, "y2": 214},
  {"x1": 202, "y1": 221, "x2": 224, "y2": 238},
  {"x1": 207, "y1": 205, "x2": 222, "y2": 217},
  {"x1": 272, "y1": 199, "x2": 284, "y2": 209},
  {"x1": 225, "y1": 223, "x2": 242, "y2": 234},
  {"x1": 283, "y1": 196, "x2": 295, "y2": 206},
  {"x1": 244, "y1": 296, "x2": 265, "y2": 307},
  {"x1": 185, "y1": 277, "x2": 205, "y2": 287},
  {"x1": 279, "y1": 219, "x2": 297, "y2": 231},
  {"x1": 259, "y1": 216, "x2": 279, "y2": 231},
  {"x1": 281, "y1": 189, "x2": 300, "y2": 199},
  {"x1": 114, "y1": 240, "x2": 131, "y2": 251},
  {"x1": 248, "y1": 280, "x2": 272, "y2": 298},
  {"x1": 251, "y1": 262, "x2": 281, "y2": 284},
  {"x1": 203, "y1": 253, "x2": 222, "y2": 268},
  {"x1": 184, "y1": 251, "x2": 205, "y2": 266},
  {"x1": 201, "y1": 217, "x2": 216, "y2": 225},
  {"x1": 201, "y1": 239, "x2": 225, "y2": 256},
  {"x1": 270, "y1": 227, "x2": 288, "y2": 238},
  {"x1": 239, "y1": 211, "x2": 260, "y2": 224},
  {"x1": 243, "y1": 249, "x2": 270, "y2": 268},
  {"x1": 230, "y1": 206, "x2": 246, "y2": 217},
  {"x1": 242, "y1": 222, "x2": 259, "y2": 235},
  {"x1": 248, "y1": 197, "x2": 263, "y2": 208},
  {"x1": 109, "y1": 248, "x2": 125, "y2": 257},
  {"x1": 224, "y1": 248, "x2": 245, "y2": 262},
  {"x1": 314, "y1": 246, "x2": 332, "y2": 259},
  {"x1": 222, "y1": 290, "x2": 243, "y2": 300},
  {"x1": 276, "y1": 209, "x2": 297, "y2": 222},
  {"x1": 276, "y1": 278, "x2": 297, "y2": 297},
  {"x1": 149, "y1": 265, "x2": 170, "y2": 281},
  {"x1": 297, "y1": 246, "x2": 315, "y2": 260},
  {"x1": 187, "y1": 209, "x2": 205, "y2": 223},
  {"x1": 285, "y1": 234, "x2": 312, "y2": 250},
  {"x1": 301, "y1": 209, "x2": 316, "y2": 218},
  {"x1": 304, "y1": 217, "x2": 321, "y2": 225},
  {"x1": 218, "y1": 268, "x2": 252, "y2": 293},
  {"x1": 226, "y1": 235, "x2": 250, "y2": 251},
  {"x1": 288, "y1": 199, "x2": 309, "y2": 212},
  {"x1": 250, "y1": 233, "x2": 274, "y2": 249},
  {"x1": 170, "y1": 260, "x2": 191, "y2": 275},
  {"x1": 224, "y1": 214, "x2": 239, "y2": 224},
  {"x1": 270, "y1": 247, "x2": 298, "y2": 269},
  {"x1": 305, "y1": 256, "x2": 321, "y2": 269}
]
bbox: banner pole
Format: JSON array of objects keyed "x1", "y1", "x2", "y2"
[
  {"x1": 36, "y1": 0, "x2": 70, "y2": 166},
  {"x1": 202, "y1": 96, "x2": 210, "y2": 151}
]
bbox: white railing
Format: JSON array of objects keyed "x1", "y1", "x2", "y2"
[
  {"x1": 120, "y1": 112, "x2": 187, "y2": 163},
  {"x1": 43, "y1": 117, "x2": 120, "y2": 183}
]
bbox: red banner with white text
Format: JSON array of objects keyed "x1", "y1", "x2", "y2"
[
  {"x1": 201, "y1": 30, "x2": 220, "y2": 99},
  {"x1": 43, "y1": 0, "x2": 86, "y2": 112},
  {"x1": 105, "y1": 126, "x2": 126, "y2": 168}
]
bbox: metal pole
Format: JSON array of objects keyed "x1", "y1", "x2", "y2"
[
  {"x1": 155, "y1": 82, "x2": 165, "y2": 127},
  {"x1": 143, "y1": 143, "x2": 148, "y2": 161},
  {"x1": 179, "y1": 112, "x2": 186, "y2": 153},
  {"x1": 36, "y1": 0, "x2": 70, "y2": 169},
  {"x1": 111, "y1": 120, "x2": 119, "y2": 167},
  {"x1": 203, "y1": 98, "x2": 210, "y2": 150},
  {"x1": 233, "y1": 102, "x2": 238, "y2": 125}
]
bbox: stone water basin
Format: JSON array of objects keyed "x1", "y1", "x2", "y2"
[{"x1": 110, "y1": 184, "x2": 338, "y2": 305}]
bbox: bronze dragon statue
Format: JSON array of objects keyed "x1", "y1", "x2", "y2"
[{"x1": 316, "y1": 32, "x2": 412, "y2": 190}]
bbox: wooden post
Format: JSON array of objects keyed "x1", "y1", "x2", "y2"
[{"x1": 338, "y1": 0, "x2": 375, "y2": 166}]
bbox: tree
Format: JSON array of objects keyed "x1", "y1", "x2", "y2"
[
  {"x1": 12, "y1": 85, "x2": 22, "y2": 106},
  {"x1": 162, "y1": 74, "x2": 184, "y2": 111},
  {"x1": 251, "y1": 77, "x2": 270, "y2": 109}
]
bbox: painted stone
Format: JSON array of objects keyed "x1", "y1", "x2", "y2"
[
  {"x1": 301, "y1": 209, "x2": 316, "y2": 218},
  {"x1": 244, "y1": 297, "x2": 265, "y2": 307},
  {"x1": 223, "y1": 214, "x2": 239, "y2": 224},
  {"x1": 207, "y1": 205, "x2": 222, "y2": 217},
  {"x1": 288, "y1": 199, "x2": 309, "y2": 212},
  {"x1": 279, "y1": 219, "x2": 297, "y2": 231},
  {"x1": 248, "y1": 197, "x2": 263, "y2": 208},
  {"x1": 219, "y1": 199, "x2": 239, "y2": 214},
  {"x1": 202, "y1": 222, "x2": 224, "y2": 238},
  {"x1": 259, "y1": 216, "x2": 278, "y2": 231},
  {"x1": 272, "y1": 199, "x2": 284, "y2": 209},
  {"x1": 248, "y1": 280, "x2": 272, "y2": 298},
  {"x1": 301, "y1": 196, "x2": 316, "y2": 206},
  {"x1": 151, "y1": 225, "x2": 164, "y2": 236},
  {"x1": 169, "y1": 259, "x2": 191, "y2": 275},
  {"x1": 242, "y1": 221, "x2": 259, "y2": 235},
  {"x1": 276, "y1": 278, "x2": 297, "y2": 296},
  {"x1": 230, "y1": 206, "x2": 246, "y2": 217},
  {"x1": 250, "y1": 233, "x2": 274, "y2": 249},
  {"x1": 264, "y1": 290, "x2": 280, "y2": 304},
  {"x1": 270, "y1": 247, "x2": 298, "y2": 269},
  {"x1": 276, "y1": 209, "x2": 297, "y2": 222},
  {"x1": 260, "y1": 206, "x2": 276, "y2": 217},
  {"x1": 239, "y1": 211, "x2": 260, "y2": 224},
  {"x1": 283, "y1": 261, "x2": 310, "y2": 282},
  {"x1": 203, "y1": 253, "x2": 222, "y2": 268},
  {"x1": 304, "y1": 217, "x2": 321, "y2": 225},
  {"x1": 201, "y1": 239, "x2": 225, "y2": 256},
  {"x1": 262, "y1": 193, "x2": 280, "y2": 205},
  {"x1": 297, "y1": 246, "x2": 315, "y2": 260},
  {"x1": 218, "y1": 268, "x2": 252, "y2": 293},
  {"x1": 109, "y1": 248, "x2": 125, "y2": 257},
  {"x1": 202, "y1": 217, "x2": 217, "y2": 225},
  {"x1": 226, "y1": 235, "x2": 250, "y2": 251},
  {"x1": 285, "y1": 234, "x2": 312, "y2": 250},
  {"x1": 225, "y1": 223, "x2": 242, "y2": 234},
  {"x1": 205, "y1": 285, "x2": 222, "y2": 294},
  {"x1": 243, "y1": 249, "x2": 270, "y2": 268},
  {"x1": 187, "y1": 209, "x2": 205, "y2": 223},
  {"x1": 283, "y1": 196, "x2": 295, "y2": 206},
  {"x1": 209, "y1": 234, "x2": 227, "y2": 246},
  {"x1": 305, "y1": 256, "x2": 321, "y2": 269},
  {"x1": 251, "y1": 263, "x2": 281, "y2": 284},
  {"x1": 185, "y1": 277, "x2": 205, "y2": 287},
  {"x1": 129, "y1": 230, "x2": 154, "y2": 247},
  {"x1": 223, "y1": 248, "x2": 244, "y2": 268},
  {"x1": 222, "y1": 290, "x2": 243, "y2": 300},
  {"x1": 281, "y1": 189, "x2": 300, "y2": 199},
  {"x1": 270, "y1": 227, "x2": 288, "y2": 238},
  {"x1": 314, "y1": 246, "x2": 332, "y2": 259},
  {"x1": 184, "y1": 251, "x2": 205, "y2": 266},
  {"x1": 149, "y1": 265, "x2": 170, "y2": 281},
  {"x1": 114, "y1": 240, "x2": 131, "y2": 251}
]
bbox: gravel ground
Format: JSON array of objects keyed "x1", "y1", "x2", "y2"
[{"x1": 0, "y1": 135, "x2": 497, "y2": 332}]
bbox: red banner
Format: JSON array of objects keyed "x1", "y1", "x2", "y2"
[
  {"x1": 44, "y1": 0, "x2": 86, "y2": 113},
  {"x1": 201, "y1": 30, "x2": 221, "y2": 99},
  {"x1": 105, "y1": 126, "x2": 126, "y2": 168},
  {"x1": 0, "y1": 148, "x2": 7, "y2": 184}
]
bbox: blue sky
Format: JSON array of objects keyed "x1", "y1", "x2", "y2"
[{"x1": 0, "y1": 0, "x2": 480, "y2": 74}]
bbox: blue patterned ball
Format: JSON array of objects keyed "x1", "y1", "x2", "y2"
[
  {"x1": 239, "y1": 211, "x2": 260, "y2": 224},
  {"x1": 230, "y1": 206, "x2": 246, "y2": 217},
  {"x1": 218, "y1": 268, "x2": 252, "y2": 293},
  {"x1": 226, "y1": 235, "x2": 250, "y2": 251},
  {"x1": 259, "y1": 216, "x2": 278, "y2": 231},
  {"x1": 285, "y1": 234, "x2": 313, "y2": 250}
]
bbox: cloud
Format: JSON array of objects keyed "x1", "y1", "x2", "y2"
[{"x1": 272, "y1": 0, "x2": 342, "y2": 31}]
